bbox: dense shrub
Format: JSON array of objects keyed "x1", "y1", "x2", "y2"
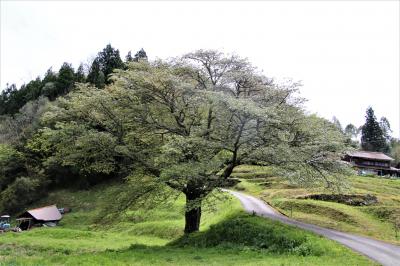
[
  {"x1": 171, "y1": 214, "x2": 324, "y2": 256},
  {"x1": 0, "y1": 177, "x2": 43, "y2": 214},
  {"x1": 0, "y1": 144, "x2": 26, "y2": 191}
]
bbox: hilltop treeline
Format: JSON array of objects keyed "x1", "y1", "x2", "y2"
[
  {"x1": 0, "y1": 45, "x2": 147, "y2": 115},
  {"x1": 0, "y1": 44, "x2": 147, "y2": 213}
]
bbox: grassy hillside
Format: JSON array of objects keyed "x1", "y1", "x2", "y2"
[
  {"x1": 232, "y1": 165, "x2": 400, "y2": 245},
  {"x1": 0, "y1": 181, "x2": 375, "y2": 265}
]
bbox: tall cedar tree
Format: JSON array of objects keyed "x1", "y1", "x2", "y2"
[
  {"x1": 75, "y1": 64, "x2": 86, "y2": 83},
  {"x1": 57, "y1": 63, "x2": 75, "y2": 95},
  {"x1": 134, "y1": 48, "x2": 148, "y2": 62},
  {"x1": 87, "y1": 44, "x2": 124, "y2": 87},
  {"x1": 361, "y1": 107, "x2": 389, "y2": 153},
  {"x1": 125, "y1": 51, "x2": 134, "y2": 62},
  {"x1": 0, "y1": 84, "x2": 18, "y2": 114},
  {"x1": 87, "y1": 59, "x2": 105, "y2": 88},
  {"x1": 24, "y1": 77, "x2": 43, "y2": 102}
]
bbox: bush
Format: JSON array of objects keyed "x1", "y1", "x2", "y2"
[
  {"x1": 171, "y1": 214, "x2": 324, "y2": 256},
  {"x1": 0, "y1": 144, "x2": 26, "y2": 191},
  {"x1": 0, "y1": 177, "x2": 44, "y2": 214}
]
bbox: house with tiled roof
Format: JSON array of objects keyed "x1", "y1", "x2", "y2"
[{"x1": 344, "y1": 151, "x2": 400, "y2": 177}]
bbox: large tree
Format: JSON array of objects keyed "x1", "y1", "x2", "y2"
[
  {"x1": 87, "y1": 59, "x2": 105, "y2": 88},
  {"x1": 344, "y1": 123, "x2": 360, "y2": 148},
  {"x1": 87, "y1": 44, "x2": 124, "y2": 86},
  {"x1": 133, "y1": 48, "x2": 148, "y2": 62},
  {"x1": 344, "y1": 124, "x2": 358, "y2": 139},
  {"x1": 125, "y1": 49, "x2": 148, "y2": 63},
  {"x1": 75, "y1": 64, "x2": 86, "y2": 83},
  {"x1": 57, "y1": 62, "x2": 75, "y2": 95},
  {"x1": 361, "y1": 107, "x2": 389, "y2": 153},
  {"x1": 34, "y1": 50, "x2": 350, "y2": 233},
  {"x1": 0, "y1": 83, "x2": 18, "y2": 114}
]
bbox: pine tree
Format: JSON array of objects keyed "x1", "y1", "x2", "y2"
[
  {"x1": 87, "y1": 44, "x2": 124, "y2": 86},
  {"x1": 361, "y1": 107, "x2": 389, "y2": 153},
  {"x1": 0, "y1": 83, "x2": 18, "y2": 114},
  {"x1": 87, "y1": 59, "x2": 105, "y2": 88},
  {"x1": 42, "y1": 68, "x2": 57, "y2": 84},
  {"x1": 75, "y1": 64, "x2": 86, "y2": 83},
  {"x1": 57, "y1": 62, "x2": 75, "y2": 94},
  {"x1": 125, "y1": 51, "x2": 134, "y2": 62},
  {"x1": 134, "y1": 48, "x2": 148, "y2": 62},
  {"x1": 24, "y1": 77, "x2": 43, "y2": 102},
  {"x1": 97, "y1": 44, "x2": 124, "y2": 83}
]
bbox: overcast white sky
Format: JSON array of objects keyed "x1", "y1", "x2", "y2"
[{"x1": 1, "y1": 1, "x2": 399, "y2": 137}]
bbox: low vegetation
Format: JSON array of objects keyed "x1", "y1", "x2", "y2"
[
  {"x1": 232, "y1": 165, "x2": 400, "y2": 244},
  {"x1": 0, "y1": 182, "x2": 375, "y2": 265}
]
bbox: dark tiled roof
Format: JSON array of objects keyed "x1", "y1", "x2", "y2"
[{"x1": 347, "y1": 151, "x2": 394, "y2": 161}]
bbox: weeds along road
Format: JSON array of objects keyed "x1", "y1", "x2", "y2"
[{"x1": 226, "y1": 190, "x2": 400, "y2": 266}]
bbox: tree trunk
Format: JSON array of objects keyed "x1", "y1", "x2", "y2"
[
  {"x1": 222, "y1": 148, "x2": 238, "y2": 178},
  {"x1": 184, "y1": 193, "x2": 202, "y2": 234}
]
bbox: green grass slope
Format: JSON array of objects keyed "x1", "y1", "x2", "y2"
[
  {"x1": 0, "y1": 181, "x2": 375, "y2": 265},
  {"x1": 232, "y1": 165, "x2": 400, "y2": 245}
]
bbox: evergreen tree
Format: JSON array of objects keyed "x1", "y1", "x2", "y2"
[
  {"x1": 0, "y1": 83, "x2": 18, "y2": 114},
  {"x1": 133, "y1": 48, "x2": 148, "y2": 62},
  {"x1": 42, "y1": 68, "x2": 57, "y2": 84},
  {"x1": 57, "y1": 62, "x2": 75, "y2": 95},
  {"x1": 75, "y1": 64, "x2": 86, "y2": 83},
  {"x1": 87, "y1": 44, "x2": 124, "y2": 86},
  {"x1": 361, "y1": 107, "x2": 389, "y2": 153},
  {"x1": 87, "y1": 59, "x2": 106, "y2": 88},
  {"x1": 97, "y1": 44, "x2": 124, "y2": 83},
  {"x1": 24, "y1": 77, "x2": 43, "y2": 102},
  {"x1": 125, "y1": 51, "x2": 134, "y2": 62}
]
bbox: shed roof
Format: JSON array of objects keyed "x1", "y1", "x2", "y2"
[
  {"x1": 347, "y1": 151, "x2": 394, "y2": 161},
  {"x1": 24, "y1": 205, "x2": 62, "y2": 221}
]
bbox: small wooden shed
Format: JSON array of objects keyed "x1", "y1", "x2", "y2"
[{"x1": 17, "y1": 205, "x2": 62, "y2": 230}]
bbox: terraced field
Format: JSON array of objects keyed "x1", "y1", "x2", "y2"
[{"x1": 232, "y1": 165, "x2": 400, "y2": 244}]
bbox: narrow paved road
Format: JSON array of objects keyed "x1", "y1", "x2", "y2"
[{"x1": 227, "y1": 190, "x2": 400, "y2": 266}]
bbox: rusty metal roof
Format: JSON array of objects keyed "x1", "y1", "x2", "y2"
[
  {"x1": 347, "y1": 151, "x2": 394, "y2": 161},
  {"x1": 26, "y1": 205, "x2": 62, "y2": 221}
]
